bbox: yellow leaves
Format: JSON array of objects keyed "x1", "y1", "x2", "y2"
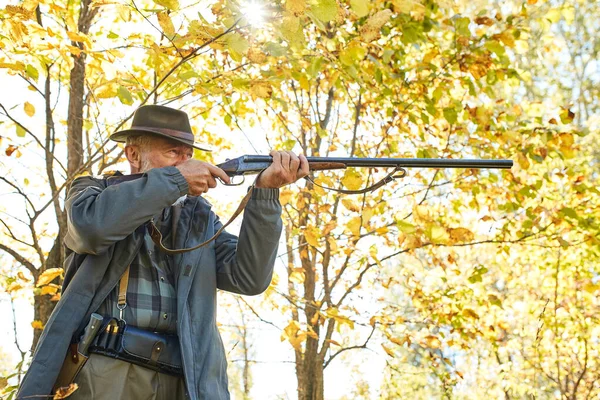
[
  {"x1": 153, "y1": 0, "x2": 179, "y2": 10},
  {"x1": 341, "y1": 169, "x2": 364, "y2": 190},
  {"x1": 396, "y1": 219, "x2": 416, "y2": 234},
  {"x1": 304, "y1": 225, "x2": 320, "y2": 247},
  {"x1": 493, "y1": 31, "x2": 516, "y2": 48},
  {"x1": 310, "y1": 0, "x2": 339, "y2": 23},
  {"x1": 515, "y1": 152, "x2": 530, "y2": 170},
  {"x1": 36, "y1": 268, "x2": 63, "y2": 287},
  {"x1": 350, "y1": 0, "x2": 370, "y2": 18},
  {"x1": 227, "y1": 33, "x2": 249, "y2": 61},
  {"x1": 412, "y1": 204, "x2": 431, "y2": 222},
  {"x1": 247, "y1": 47, "x2": 267, "y2": 64},
  {"x1": 462, "y1": 308, "x2": 479, "y2": 319},
  {"x1": 392, "y1": 0, "x2": 425, "y2": 20},
  {"x1": 67, "y1": 45, "x2": 82, "y2": 57},
  {"x1": 249, "y1": 81, "x2": 273, "y2": 99},
  {"x1": 426, "y1": 225, "x2": 450, "y2": 244},
  {"x1": 359, "y1": 9, "x2": 392, "y2": 42},
  {"x1": 289, "y1": 268, "x2": 305, "y2": 284},
  {"x1": 41, "y1": 284, "x2": 60, "y2": 296},
  {"x1": 423, "y1": 335, "x2": 441, "y2": 349},
  {"x1": 31, "y1": 320, "x2": 44, "y2": 330},
  {"x1": 24, "y1": 101, "x2": 35, "y2": 117},
  {"x1": 0, "y1": 62, "x2": 26, "y2": 72},
  {"x1": 53, "y1": 383, "x2": 79, "y2": 399},
  {"x1": 281, "y1": 320, "x2": 308, "y2": 350},
  {"x1": 67, "y1": 31, "x2": 89, "y2": 44},
  {"x1": 286, "y1": 0, "x2": 306, "y2": 16},
  {"x1": 325, "y1": 307, "x2": 355, "y2": 332},
  {"x1": 341, "y1": 198, "x2": 360, "y2": 212},
  {"x1": 7, "y1": 282, "x2": 25, "y2": 293},
  {"x1": 448, "y1": 227, "x2": 474, "y2": 243},
  {"x1": 346, "y1": 216, "x2": 362, "y2": 237},
  {"x1": 381, "y1": 343, "x2": 396, "y2": 357},
  {"x1": 157, "y1": 12, "x2": 175, "y2": 38},
  {"x1": 280, "y1": 189, "x2": 293, "y2": 205},
  {"x1": 4, "y1": 5, "x2": 35, "y2": 20},
  {"x1": 340, "y1": 41, "x2": 367, "y2": 66}
]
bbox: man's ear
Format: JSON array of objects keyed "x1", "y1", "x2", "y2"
[{"x1": 125, "y1": 145, "x2": 141, "y2": 172}]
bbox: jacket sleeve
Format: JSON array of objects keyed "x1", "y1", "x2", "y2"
[
  {"x1": 64, "y1": 167, "x2": 189, "y2": 255},
  {"x1": 215, "y1": 187, "x2": 282, "y2": 295}
]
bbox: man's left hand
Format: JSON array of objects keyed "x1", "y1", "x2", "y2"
[{"x1": 255, "y1": 150, "x2": 309, "y2": 189}]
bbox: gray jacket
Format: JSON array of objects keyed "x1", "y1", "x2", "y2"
[{"x1": 17, "y1": 166, "x2": 282, "y2": 399}]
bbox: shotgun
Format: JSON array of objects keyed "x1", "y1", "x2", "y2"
[
  {"x1": 216, "y1": 155, "x2": 513, "y2": 193},
  {"x1": 216, "y1": 155, "x2": 513, "y2": 176}
]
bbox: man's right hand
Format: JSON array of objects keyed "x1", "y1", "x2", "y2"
[{"x1": 176, "y1": 159, "x2": 231, "y2": 196}]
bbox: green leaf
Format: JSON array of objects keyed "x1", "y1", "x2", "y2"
[
  {"x1": 455, "y1": 17, "x2": 470, "y2": 36},
  {"x1": 227, "y1": 33, "x2": 249, "y2": 61},
  {"x1": 265, "y1": 42, "x2": 287, "y2": 57},
  {"x1": 117, "y1": 86, "x2": 133, "y2": 105},
  {"x1": 311, "y1": 0, "x2": 338, "y2": 22},
  {"x1": 485, "y1": 40, "x2": 505, "y2": 57},
  {"x1": 559, "y1": 207, "x2": 577, "y2": 219},
  {"x1": 443, "y1": 107, "x2": 458, "y2": 124},
  {"x1": 224, "y1": 114, "x2": 232, "y2": 126},
  {"x1": 308, "y1": 57, "x2": 324, "y2": 77},
  {"x1": 26, "y1": 64, "x2": 39, "y2": 81},
  {"x1": 108, "y1": 31, "x2": 119, "y2": 39},
  {"x1": 350, "y1": 0, "x2": 370, "y2": 18},
  {"x1": 16, "y1": 124, "x2": 25, "y2": 137},
  {"x1": 396, "y1": 220, "x2": 416, "y2": 234},
  {"x1": 180, "y1": 70, "x2": 199, "y2": 80}
]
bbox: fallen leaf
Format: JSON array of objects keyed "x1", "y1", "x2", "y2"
[{"x1": 54, "y1": 383, "x2": 79, "y2": 399}]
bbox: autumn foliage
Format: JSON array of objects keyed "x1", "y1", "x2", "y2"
[{"x1": 1, "y1": 0, "x2": 599, "y2": 399}]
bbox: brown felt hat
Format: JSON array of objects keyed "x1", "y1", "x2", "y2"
[{"x1": 110, "y1": 105, "x2": 211, "y2": 151}]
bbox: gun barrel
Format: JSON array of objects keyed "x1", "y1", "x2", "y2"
[{"x1": 242, "y1": 155, "x2": 513, "y2": 169}]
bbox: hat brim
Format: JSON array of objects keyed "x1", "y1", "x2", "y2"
[{"x1": 110, "y1": 128, "x2": 212, "y2": 152}]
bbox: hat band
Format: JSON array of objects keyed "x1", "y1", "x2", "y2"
[{"x1": 133, "y1": 126, "x2": 195, "y2": 143}]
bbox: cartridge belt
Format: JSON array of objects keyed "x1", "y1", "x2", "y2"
[{"x1": 89, "y1": 317, "x2": 183, "y2": 377}]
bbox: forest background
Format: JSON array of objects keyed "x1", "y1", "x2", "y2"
[{"x1": 0, "y1": 0, "x2": 598, "y2": 398}]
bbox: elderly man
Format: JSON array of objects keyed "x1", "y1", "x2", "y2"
[{"x1": 18, "y1": 105, "x2": 308, "y2": 399}]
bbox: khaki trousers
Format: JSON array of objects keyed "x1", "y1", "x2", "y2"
[{"x1": 69, "y1": 353, "x2": 187, "y2": 400}]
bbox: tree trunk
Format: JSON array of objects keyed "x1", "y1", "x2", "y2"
[
  {"x1": 297, "y1": 352, "x2": 324, "y2": 400},
  {"x1": 30, "y1": 0, "x2": 95, "y2": 352}
]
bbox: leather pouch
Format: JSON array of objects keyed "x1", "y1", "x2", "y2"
[{"x1": 89, "y1": 317, "x2": 182, "y2": 376}]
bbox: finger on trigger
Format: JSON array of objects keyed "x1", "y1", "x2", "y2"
[{"x1": 208, "y1": 164, "x2": 231, "y2": 184}]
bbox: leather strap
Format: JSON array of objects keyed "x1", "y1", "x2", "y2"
[
  {"x1": 117, "y1": 265, "x2": 130, "y2": 319},
  {"x1": 149, "y1": 185, "x2": 254, "y2": 255},
  {"x1": 304, "y1": 166, "x2": 407, "y2": 195},
  {"x1": 147, "y1": 166, "x2": 406, "y2": 255},
  {"x1": 149, "y1": 172, "x2": 265, "y2": 255}
]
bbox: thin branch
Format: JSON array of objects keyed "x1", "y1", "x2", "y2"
[
  {"x1": 0, "y1": 243, "x2": 37, "y2": 274},
  {"x1": 323, "y1": 323, "x2": 376, "y2": 369}
]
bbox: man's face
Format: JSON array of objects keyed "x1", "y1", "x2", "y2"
[{"x1": 138, "y1": 136, "x2": 194, "y2": 172}]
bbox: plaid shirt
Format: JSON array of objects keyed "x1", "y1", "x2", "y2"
[{"x1": 97, "y1": 207, "x2": 178, "y2": 333}]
